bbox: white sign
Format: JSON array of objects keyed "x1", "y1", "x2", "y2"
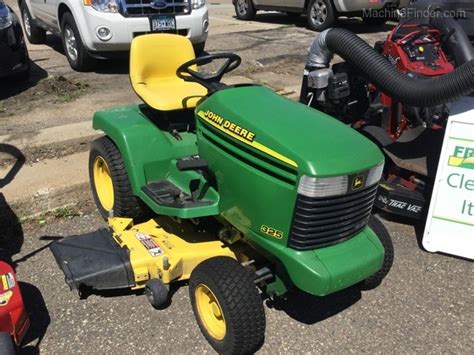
[{"x1": 423, "y1": 97, "x2": 474, "y2": 259}]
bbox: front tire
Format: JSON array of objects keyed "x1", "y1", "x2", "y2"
[
  {"x1": 234, "y1": 0, "x2": 256, "y2": 21},
  {"x1": 307, "y1": 0, "x2": 335, "y2": 31},
  {"x1": 189, "y1": 257, "x2": 266, "y2": 354},
  {"x1": 89, "y1": 136, "x2": 146, "y2": 220},
  {"x1": 60, "y1": 12, "x2": 95, "y2": 71},
  {"x1": 145, "y1": 279, "x2": 169, "y2": 309},
  {"x1": 20, "y1": 1, "x2": 46, "y2": 44},
  {"x1": 361, "y1": 215, "x2": 394, "y2": 290}
]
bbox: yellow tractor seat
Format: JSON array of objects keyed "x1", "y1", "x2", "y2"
[{"x1": 130, "y1": 34, "x2": 208, "y2": 111}]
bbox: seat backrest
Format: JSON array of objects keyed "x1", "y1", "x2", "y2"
[{"x1": 130, "y1": 34, "x2": 196, "y2": 86}]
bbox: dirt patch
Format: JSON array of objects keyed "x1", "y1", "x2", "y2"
[
  {"x1": 21, "y1": 136, "x2": 92, "y2": 164},
  {"x1": 0, "y1": 76, "x2": 91, "y2": 117}
]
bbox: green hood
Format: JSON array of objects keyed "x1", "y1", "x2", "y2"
[{"x1": 197, "y1": 85, "x2": 383, "y2": 177}]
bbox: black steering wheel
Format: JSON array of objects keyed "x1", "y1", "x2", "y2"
[{"x1": 177, "y1": 53, "x2": 241, "y2": 91}]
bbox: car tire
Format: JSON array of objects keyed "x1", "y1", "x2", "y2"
[
  {"x1": 20, "y1": 1, "x2": 46, "y2": 44},
  {"x1": 234, "y1": 0, "x2": 256, "y2": 21},
  {"x1": 360, "y1": 215, "x2": 394, "y2": 290},
  {"x1": 193, "y1": 42, "x2": 206, "y2": 56},
  {"x1": 89, "y1": 136, "x2": 147, "y2": 220},
  {"x1": 0, "y1": 332, "x2": 15, "y2": 355},
  {"x1": 189, "y1": 257, "x2": 266, "y2": 354},
  {"x1": 60, "y1": 12, "x2": 95, "y2": 72},
  {"x1": 307, "y1": 0, "x2": 335, "y2": 31}
]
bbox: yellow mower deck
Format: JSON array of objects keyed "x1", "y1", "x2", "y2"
[
  {"x1": 109, "y1": 218, "x2": 237, "y2": 289},
  {"x1": 50, "y1": 217, "x2": 239, "y2": 292}
]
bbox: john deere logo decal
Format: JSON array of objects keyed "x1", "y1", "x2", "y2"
[
  {"x1": 448, "y1": 145, "x2": 474, "y2": 170},
  {"x1": 352, "y1": 176, "x2": 364, "y2": 190},
  {"x1": 197, "y1": 110, "x2": 298, "y2": 168}
]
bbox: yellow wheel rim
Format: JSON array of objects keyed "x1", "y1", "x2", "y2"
[
  {"x1": 93, "y1": 156, "x2": 114, "y2": 211},
  {"x1": 195, "y1": 284, "x2": 226, "y2": 341}
]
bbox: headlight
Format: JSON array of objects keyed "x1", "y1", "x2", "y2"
[
  {"x1": 191, "y1": 0, "x2": 206, "y2": 10},
  {"x1": 84, "y1": 0, "x2": 119, "y2": 13},
  {"x1": 366, "y1": 162, "x2": 384, "y2": 187},
  {"x1": 0, "y1": 2, "x2": 12, "y2": 30},
  {"x1": 298, "y1": 162, "x2": 384, "y2": 198},
  {"x1": 298, "y1": 175, "x2": 348, "y2": 198}
]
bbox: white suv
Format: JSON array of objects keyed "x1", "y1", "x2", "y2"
[{"x1": 19, "y1": 0, "x2": 209, "y2": 71}]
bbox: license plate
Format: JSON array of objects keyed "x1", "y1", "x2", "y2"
[{"x1": 150, "y1": 15, "x2": 176, "y2": 32}]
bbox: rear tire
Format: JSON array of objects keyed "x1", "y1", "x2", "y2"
[
  {"x1": 234, "y1": 0, "x2": 256, "y2": 21},
  {"x1": 361, "y1": 215, "x2": 394, "y2": 290},
  {"x1": 189, "y1": 257, "x2": 266, "y2": 354},
  {"x1": 60, "y1": 12, "x2": 95, "y2": 71},
  {"x1": 307, "y1": 0, "x2": 335, "y2": 31},
  {"x1": 20, "y1": 1, "x2": 46, "y2": 44},
  {"x1": 0, "y1": 332, "x2": 15, "y2": 355},
  {"x1": 89, "y1": 136, "x2": 146, "y2": 220}
]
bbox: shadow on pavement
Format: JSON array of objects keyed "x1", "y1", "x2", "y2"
[
  {"x1": 43, "y1": 33, "x2": 130, "y2": 75},
  {"x1": 376, "y1": 211, "x2": 425, "y2": 249},
  {"x1": 93, "y1": 57, "x2": 130, "y2": 75},
  {"x1": 0, "y1": 59, "x2": 48, "y2": 101},
  {"x1": 18, "y1": 282, "x2": 50, "y2": 355},
  {"x1": 0, "y1": 144, "x2": 25, "y2": 264},
  {"x1": 267, "y1": 285, "x2": 361, "y2": 325},
  {"x1": 0, "y1": 144, "x2": 50, "y2": 354}
]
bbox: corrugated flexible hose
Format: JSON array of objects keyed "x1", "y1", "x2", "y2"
[{"x1": 310, "y1": 28, "x2": 474, "y2": 107}]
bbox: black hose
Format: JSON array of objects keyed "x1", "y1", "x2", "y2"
[
  {"x1": 324, "y1": 28, "x2": 474, "y2": 106},
  {"x1": 430, "y1": 16, "x2": 473, "y2": 66}
]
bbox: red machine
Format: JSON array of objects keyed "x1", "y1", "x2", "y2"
[
  {"x1": 301, "y1": 19, "x2": 473, "y2": 220},
  {"x1": 0, "y1": 261, "x2": 29, "y2": 354},
  {"x1": 377, "y1": 24, "x2": 454, "y2": 140}
]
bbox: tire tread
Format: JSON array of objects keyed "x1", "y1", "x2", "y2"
[
  {"x1": 89, "y1": 136, "x2": 146, "y2": 220},
  {"x1": 362, "y1": 215, "x2": 394, "y2": 289},
  {"x1": 190, "y1": 257, "x2": 266, "y2": 354}
]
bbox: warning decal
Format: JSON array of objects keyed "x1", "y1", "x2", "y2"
[{"x1": 135, "y1": 233, "x2": 164, "y2": 257}]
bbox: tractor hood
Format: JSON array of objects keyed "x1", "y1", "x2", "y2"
[{"x1": 196, "y1": 85, "x2": 383, "y2": 177}]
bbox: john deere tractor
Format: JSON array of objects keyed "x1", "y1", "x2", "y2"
[{"x1": 51, "y1": 34, "x2": 393, "y2": 354}]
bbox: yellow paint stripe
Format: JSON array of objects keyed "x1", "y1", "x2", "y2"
[
  {"x1": 1, "y1": 275, "x2": 7, "y2": 290},
  {"x1": 197, "y1": 111, "x2": 298, "y2": 168}
]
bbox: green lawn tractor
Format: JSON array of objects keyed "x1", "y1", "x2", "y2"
[{"x1": 51, "y1": 34, "x2": 393, "y2": 354}]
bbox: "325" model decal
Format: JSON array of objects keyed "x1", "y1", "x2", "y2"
[{"x1": 260, "y1": 225, "x2": 283, "y2": 239}]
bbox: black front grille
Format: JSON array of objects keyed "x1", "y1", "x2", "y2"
[
  {"x1": 133, "y1": 29, "x2": 188, "y2": 37},
  {"x1": 288, "y1": 184, "x2": 378, "y2": 250},
  {"x1": 121, "y1": 0, "x2": 191, "y2": 17}
]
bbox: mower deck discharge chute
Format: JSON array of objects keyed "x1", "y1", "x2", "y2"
[{"x1": 51, "y1": 34, "x2": 393, "y2": 354}]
